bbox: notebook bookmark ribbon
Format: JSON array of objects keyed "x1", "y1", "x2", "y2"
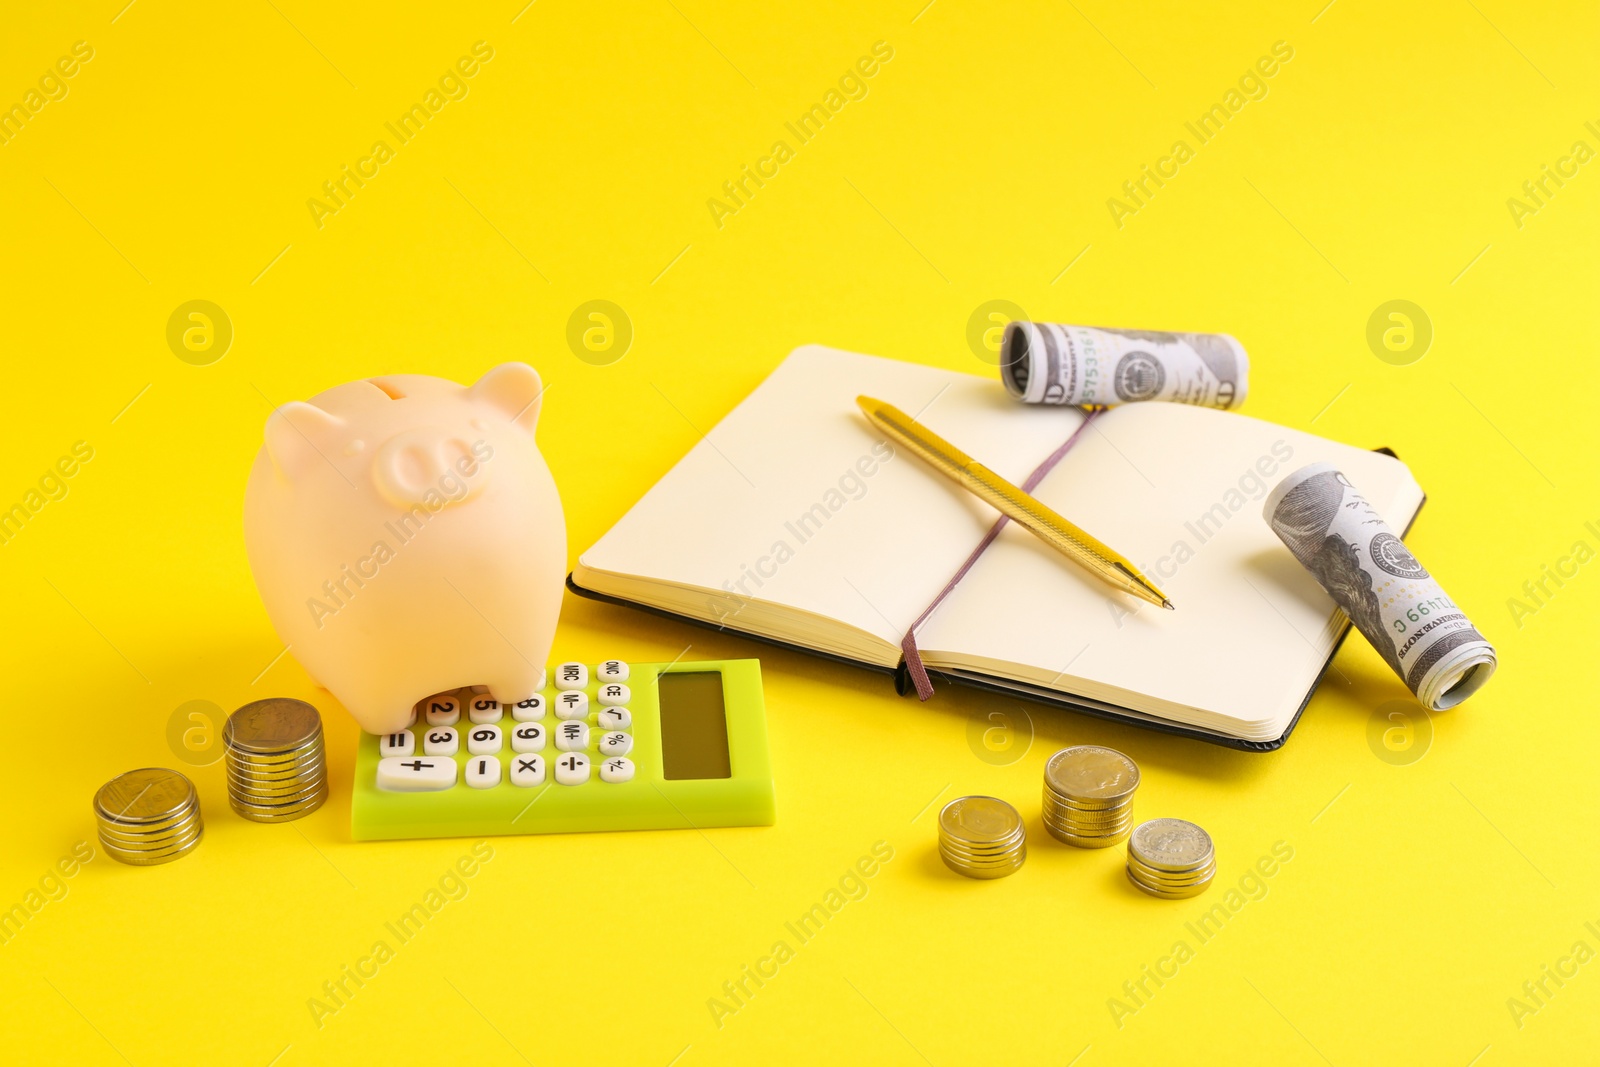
[{"x1": 899, "y1": 407, "x2": 1105, "y2": 701}]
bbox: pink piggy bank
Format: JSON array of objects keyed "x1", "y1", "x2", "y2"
[{"x1": 243, "y1": 363, "x2": 565, "y2": 735}]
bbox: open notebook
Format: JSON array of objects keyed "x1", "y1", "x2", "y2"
[{"x1": 571, "y1": 346, "x2": 1425, "y2": 749}]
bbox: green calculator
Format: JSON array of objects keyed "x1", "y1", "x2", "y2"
[{"x1": 350, "y1": 658, "x2": 775, "y2": 841}]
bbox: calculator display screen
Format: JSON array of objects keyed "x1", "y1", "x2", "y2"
[{"x1": 658, "y1": 672, "x2": 732, "y2": 779}]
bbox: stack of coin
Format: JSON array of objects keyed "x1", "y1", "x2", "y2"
[
  {"x1": 937, "y1": 795, "x2": 1026, "y2": 879},
  {"x1": 1126, "y1": 818, "x2": 1216, "y2": 898},
  {"x1": 94, "y1": 768, "x2": 204, "y2": 866},
  {"x1": 1041, "y1": 745, "x2": 1139, "y2": 847},
  {"x1": 224, "y1": 698, "x2": 328, "y2": 822}
]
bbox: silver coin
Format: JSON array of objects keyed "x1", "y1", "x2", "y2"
[
  {"x1": 225, "y1": 748, "x2": 321, "y2": 771},
  {"x1": 97, "y1": 809, "x2": 202, "y2": 840},
  {"x1": 230, "y1": 793, "x2": 327, "y2": 822},
  {"x1": 1128, "y1": 855, "x2": 1217, "y2": 885},
  {"x1": 940, "y1": 834, "x2": 1027, "y2": 859},
  {"x1": 230, "y1": 778, "x2": 328, "y2": 802},
  {"x1": 102, "y1": 831, "x2": 204, "y2": 865},
  {"x1": 1126, "y1": 866, "x2": 1213, "y2": 898},
  {"x1": 1043, "y1": 804, "x2": 1133, "y2": 827},
  {"x1": 94, "y1": 768, "x2": 197, "y2": 823},
  {"x1": 1129, "y1": 819, "x2": 1214, "y2": 871},
  {"x1": 100, "y1": 819, "x2": 204, "y2": 851},
  {"x1": 224, "y1": 698, "x2": 323, "y2": 754},
  {"x1": 100, "y1": 826, "x2": 203, "y2": 858},
  {"x1": 938, "y1": 796, "x2": 1024, "y2": 847},
  {"x1": 228, "y1": 762, "x2": 326, "y2": 784},
  {"x1": 231, "y1": 798, "x2": 325, "y2": 819},
  {"x1": 941, "y1": 848, "x2": 1025, "y2": 880},
  {"x1": 1047, "y1": 828, "x2": 1130, "y2": 848},
  {"x1": 96, "y1": 799, "x2": 201, "y2": 835},
  {"x1": 1044, "y1": 746, "x2": 1139, "y2": 803}
]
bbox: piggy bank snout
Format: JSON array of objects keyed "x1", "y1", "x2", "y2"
[{"x1": 372, "y1": 427, "x2": 489, "y2": 508}]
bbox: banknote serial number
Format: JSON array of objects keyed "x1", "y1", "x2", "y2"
[{"x1": 1390, "y1": 596, "x2": 1458, "y2": 633}]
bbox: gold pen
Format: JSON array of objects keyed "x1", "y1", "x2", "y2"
[{"x1": 856, "y1": 395, "x2": 1174, "y2": 610}]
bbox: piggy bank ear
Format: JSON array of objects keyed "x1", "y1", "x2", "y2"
[
  {"x1": 468, "y1": 362, "x2": 543, "y2": 433},
  {"x1": 264, "y1": 401, "x2": 346, "y2": 479}
]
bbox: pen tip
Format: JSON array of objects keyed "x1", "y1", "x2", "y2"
[{"x1": 1162, "y1": 599, "x2": 1175, "y2": 611}]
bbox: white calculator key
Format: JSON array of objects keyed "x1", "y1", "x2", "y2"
[
  {"x1": 510, "y1": 695, "x2": 546, "y2": 722},
  {"x1": 377, "y1": 756, "x2": 456, "y2": 792},
  {"x1": 379, "y1": 731, "x2": 414, "y2": 757},
  {"x1": 466, "y1": 724, "x2": 503, "y2": 755},
  {"x1": 510, "y1": 753, "x2": 546, "y2": 787},
  {"x1": 555, "y1": 690, "x2": 589, "y2": 720},
  {"x1": 467, "y1": 696, "x2": 502, "y2": 724},
  {"x1": 424, "y1": 694, "x2": 461, "y2": 726},
  {"x1": 422, "y1": 727, "x2": 459, "y2": 756},
  {"x1": 464, "y1": 755, "x2": 501, "y2": 789},
  {"x1": 554, "y1": 752, "x2": 591, "y2": 785},
  {"x1": 597, "y1": 683, "x2": 630, "y2": 707},
  {"x1": 597, "y1": 731, "x2": 632, "y2": 757},
  {"x1": 599, "y1": 756, "x2": 635, "y2": 783},
  {"x1": 510, "y1": 722, "x2": 546, "y2": 753},
  {"x1": 597, "y1": 707, "x2": 632, "y2": 730},
  {"x1": 597, "y1": 660, "x2": 629, "y2": 681},
  {"x1": 555, "y1": 720, "x2": 589, "y2": 752},
  {"x1": 556, "y1": 661, "x2": 588, "y2": 688}
]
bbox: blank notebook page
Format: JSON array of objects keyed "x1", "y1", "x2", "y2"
[
  {"x1": 915, "y1": 400, "x2": 1423, "y2": 738},
  {"x1": 578, "y1": 346, "x2": 1086, "y2": 658}
]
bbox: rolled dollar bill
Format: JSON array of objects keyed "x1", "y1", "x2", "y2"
[
  {"x1": 1264, "y1": 463, "x2": 1496, "y2": 710},
  {"x1": 999, "y1": 321, "x2": 1247, "y2": 409}
]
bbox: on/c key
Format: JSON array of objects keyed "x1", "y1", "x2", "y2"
[{"x1": 377, "y1": 756, "x2": 458, "y2": 791}]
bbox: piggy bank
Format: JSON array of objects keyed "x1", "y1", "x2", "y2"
[{"x1": 243, "y1": 363, "x2": 565, "y2": 735}]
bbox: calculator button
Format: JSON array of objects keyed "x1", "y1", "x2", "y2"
[
  {"x1": 555, "y1": 691, "x2": 589, "y2": 720},
  {"x1": 598, "y1": 660, "x2": 630, "y2": 681},
  {"x1": 510, "y1": 754, "x2": 546, "y2": 787},
  {"x1": 597, "y1": 707, "x2": 631, "y2": 730},
  {"x1": 599, "y1": 756, "x2": 635, "y2": 783},
  {"x1": 379, "y1": 731, "x2": 414, "y2": 757},
  {"x1": 422, "y1": 727, "x2": 460, "y2": 756},
  {"x1": 424, "y1": 694, "x2": 461, "y2": 726},
  {"x1": 467, "y1": 696, "x2": 502, "y2": 724},
  {"x1": 377, "y1": 756, "x2": 457, "y2": 792},
  {"x1": 466, "y1": 724, "x2": 503, "y2": 755},
  {"x1": 510, "y1": 723, "x2": 546, "y2": 753},
  {"x1": 555, "y1": 720, "x2": 589, "y2": 752},
  {"x1": 597, "y1": 731, "x2": 632, "y2": 757},
  {"x1": 464, "y1": 756, "x2": 501, "y2": 789},
  {"x1": 556, "y1": 662, "x2": 588, "y2": 688},
  {"x1": 510, "y1": 695, "x2": 546, "y2": 722},
  {"x1": 597, "y1": 683, "x2": 630, "y2": 707},
  {"x1": 554, "y1": 752, "x2": 591, "y2": 785}
]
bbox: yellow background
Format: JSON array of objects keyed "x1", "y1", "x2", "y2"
[{"x1": 1, "y1": 0, "x2": 1596, "y2": 1063}]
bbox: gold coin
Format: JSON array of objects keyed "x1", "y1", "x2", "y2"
[
  {"x1": 224, "y1": 698, "x2": 323, "y2": 755},
  {"x1": 1128, "y1": 819, "x2": 1214, "y2": 872},
  {"x1": 102, "y1": 832, "x2": 203, "y2": 865},
  {"x1": 96, "y1": 810, "x2": 202, "y2": 842},
  {"x1": 940, "y1": 848, "x2": 1025, "y2": 880},
  {"x1": 94, "y1": 768, "x2": 197, "y2": 824},
  {"x1": 1128, "y1": 855, "x2": 1216, "y2": 886},
  {"x1": 938, "y1": 796, "x2": 1024, "y2": 848},
  {"x1": 1126, "y1": 867, "x2": 1213, "y2": 898},
  {"x1": 230, "y1": 793, "x2": 327, "y2": 822},
  {"x1": 1044, "y1": 746, "x2": 1139, "y2": 804}
]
